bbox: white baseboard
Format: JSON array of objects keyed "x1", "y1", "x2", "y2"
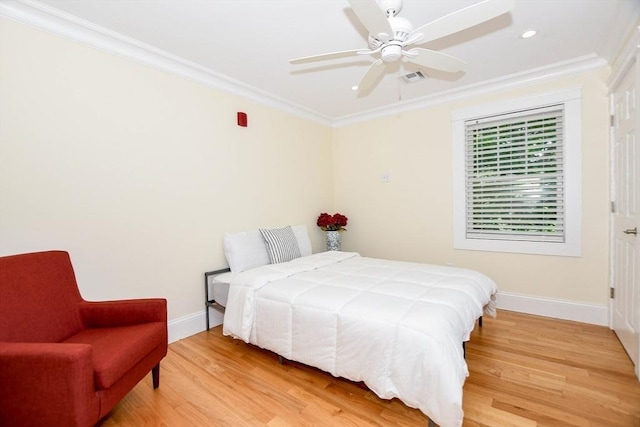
[
  {"x1": 167, "y1": 293, "x2": 609, "y2": 343},
  {"x1": 168, "y1": 309, "x2": 223, "y2": 343},
  {"x1": 496, "y1": 291, "x2": 609, "y2": 326}
]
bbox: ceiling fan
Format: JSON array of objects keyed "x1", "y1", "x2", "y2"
[{"x1": 289, "y1": 0, "x2": 514, "y2": 96}]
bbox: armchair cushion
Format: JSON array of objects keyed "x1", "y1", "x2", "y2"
[{"x1": 63, "y1": 323, "x2": 166, "y2": 389}]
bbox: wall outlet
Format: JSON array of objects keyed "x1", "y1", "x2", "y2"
[{"x1": 381, "y1": 173, "x2": 390, "y2": 183}]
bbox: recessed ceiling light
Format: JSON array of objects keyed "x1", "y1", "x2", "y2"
[
  {"x1": 520, "y1": 29, "x2": 537, "y2": 39},
  {"x1": 351, "y1": 85, "x2": 358, "y2": 91}
]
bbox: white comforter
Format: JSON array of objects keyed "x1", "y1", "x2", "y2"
[{"x1": 223, "y1": 252, "x2": 497, "y2": 427}]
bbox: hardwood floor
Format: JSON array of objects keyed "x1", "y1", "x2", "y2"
[{"x1": 99, "y1": 310, "x2": 640, "y2": 426}]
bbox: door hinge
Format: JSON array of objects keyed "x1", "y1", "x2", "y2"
[
  {"x1": 610, "y1": 115, "x2": 615, "y2": 127},
  {"x1": 610, "y1": 287, "x2": 615, "y2": 299},
  {"x1": 611, "y1": 201, "x2": 615, "y2": 213}
]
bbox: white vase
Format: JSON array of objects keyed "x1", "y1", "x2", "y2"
[{"x1": 326, "y1": 230, "x2": 341, "y2": 251}]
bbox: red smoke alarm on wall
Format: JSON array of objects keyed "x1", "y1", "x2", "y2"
[{"x1": 237, "y1": 112, "x2": 248, "y2": 127}]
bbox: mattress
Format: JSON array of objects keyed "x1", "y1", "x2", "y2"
[
  {"x1": 212, "y1": 272, "x2": 233, "y2": 307},
  {"x1": 223, "y1": 251, "x2": 497, "y2": 427}
]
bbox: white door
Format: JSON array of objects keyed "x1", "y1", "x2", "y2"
[{"x1": 611, "y1": 55, "x2": 639, "y2": 374}]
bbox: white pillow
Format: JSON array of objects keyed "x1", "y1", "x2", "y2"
[
  {"x1": 292, "y1": 224, "x2": 312, "y2": 257},
  {"x1": 223, "y1": 224, "x2": 312, "y2": 273},
  {"x1": 260, "y1": 226, "x2": 301, "y2": 264},
  {"x1": 223, "y1": 230, "x2": 270, "y2": 273}
]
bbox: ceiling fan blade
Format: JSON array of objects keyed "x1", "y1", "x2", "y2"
[
  {"x1": 289, "y1": 48, "x2": 367, "y2": 64},
  {"x1": 348, "y1": 0, "x2": 394, "y2": 43},
  {"x1": 405, "y1": 48, "x2": 467, "y2": 73},
  {"x1": 408, "y1": 0, "x2": 514, "y2": 45},
  {"x1": 356, "y1": 59, "x2": 386, "y2": 95}
]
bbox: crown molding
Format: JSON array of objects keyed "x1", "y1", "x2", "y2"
[
  {"x1": 0, "y1": 0, "x2": 333, "y2": 127},
  {"x1": 333, "y1": 54, "x2": 608, "y2": 127},
  {"x1": 607, "y1": 25, "x2": 639, "y2": 91},
  {"x1": 599, "y1": 0, "x2": 640, "y2": 69}
]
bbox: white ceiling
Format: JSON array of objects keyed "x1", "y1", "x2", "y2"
[{"x1": 2, "y1": 0, "x2": 639, "y2": 125}]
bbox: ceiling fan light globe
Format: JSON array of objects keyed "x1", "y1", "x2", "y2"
[{"x1": 381, "y1": 44, "x2": 402, "y2": 63}]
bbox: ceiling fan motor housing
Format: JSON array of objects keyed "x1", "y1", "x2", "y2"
[
  {"x1": 369, "y1": 15, "x2": 413, "y2": 49},
  {"x1": 388, "y1": 16, "x2": 412, "y2": 41},
  {"x1": 371, "y1": 15, "x2": 413, "y2": 62}
]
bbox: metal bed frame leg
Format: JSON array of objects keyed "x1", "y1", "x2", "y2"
[{"x1": 463, "y1": 315, "x2": 484, "y2": 359}]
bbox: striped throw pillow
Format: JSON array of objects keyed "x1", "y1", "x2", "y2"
[{"x1": 259, "y1": 226, "x2": 301, "y2": 264}]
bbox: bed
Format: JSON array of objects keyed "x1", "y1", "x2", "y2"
[{"x1": 212, "y1": 225, "x2": 497, "y2": 427}]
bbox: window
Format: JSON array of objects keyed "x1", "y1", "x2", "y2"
[{"x1": 452, "y1": 88, "x2": 582, "y2": 256}]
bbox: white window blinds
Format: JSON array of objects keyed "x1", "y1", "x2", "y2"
[{"x1": 464, "y1": 105, "x2": 565, "y2": 242}]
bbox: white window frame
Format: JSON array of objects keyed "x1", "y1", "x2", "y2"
[{"x1": 452, "y1": 87, "x2": 582, "y2": 257}]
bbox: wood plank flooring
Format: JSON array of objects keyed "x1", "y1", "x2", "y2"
[{"x1": 98, "y1": 310, "x2": 640, "y2": 426}]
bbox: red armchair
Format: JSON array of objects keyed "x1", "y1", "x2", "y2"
[{"x1": 0, "y1": 250, "x2": 168, "y2": 427}]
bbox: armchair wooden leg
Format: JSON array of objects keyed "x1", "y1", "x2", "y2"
[{"x1": 152, "y1": 363, "x2": 160, "y2": 389}]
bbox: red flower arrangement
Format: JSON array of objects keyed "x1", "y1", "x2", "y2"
[{"x1": 317, "y1": 212, "x2": 348, "y2": 232}]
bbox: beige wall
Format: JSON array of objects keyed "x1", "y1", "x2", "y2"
[
  {"x1": 0, "y1": 16, "x2": 612, "y2": 324},
  {"x1": 333, "y1": 68, "x2": 611, "y2": 306},
  {"x1": 0, "y1": 18, "x2": 333, "y2": 320}
]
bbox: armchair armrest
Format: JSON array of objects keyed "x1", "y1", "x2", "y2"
[
  {"x1": 79, "y1": 298, "x2": 167, "y2": 328},
  {"x1": 0, "y1": 342, "x2": 99, "y2": 426}
]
